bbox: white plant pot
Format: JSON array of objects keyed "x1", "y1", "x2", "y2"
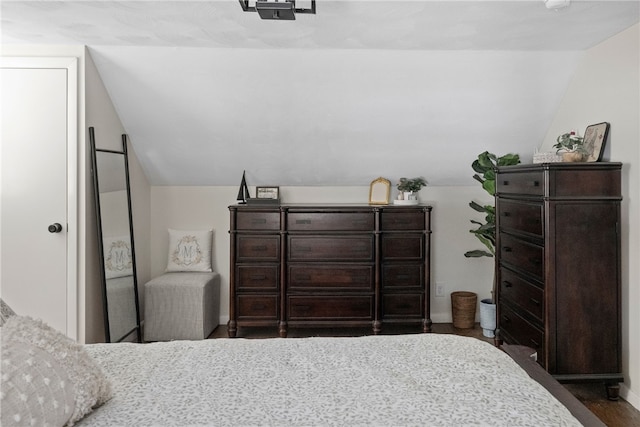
[{"x1": 479, "y1": 298, "x2": 496, "y2": 338}]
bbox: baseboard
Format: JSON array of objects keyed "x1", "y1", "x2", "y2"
[
  {"x1": 621, "y1": 383, "x2": 640, "y2": 410},
  {"x1": 219, "y1": 315, "x2": 229, "y2": 326}
]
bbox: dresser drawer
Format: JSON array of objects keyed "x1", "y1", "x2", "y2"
[
  {"x1": 500, "y1": 268, "x2": 543, "y2": 324},
  {"x1": 288, "y1": 265, "x2": 373, "y2": 290},
  {"x1": 381, "y1": 234, "x2": 423, "y2": 260},
  {"x1": 496, "y1": 171, "x2": 544, "y2": 196},
  {"x1": 382, "y1": 294, "x2": 423, "y2": 318},
  {"x1": 499, "y1": 234, "x2": 543, "y2": 279},
  {"x1": 499, "y1": 200, "x2": 543, "y2": 237},
  {"x1": 237, "y1": 236, "x2": 280, "y2": 261},
  {"x1": 287, "y1": 212, "x2": 373, "y2": 231},
  {"x1": 287, "y1": 296, "x2": 373, "y2": 320},
  {"x1": 236, "y1": 211, "x2": 280, "y2": 230},
  {"x1": 288, "y1": 236, "x2": 373, "y2": 261},
  {"x1": 236, "y1": 265, "x2": 279, "y2": 291},
  {"x1": 500, "y1": 304, "x2": 545, "y2": 366},
  {"x1": 382, "y1": 264, "x2": 423, "y2": 289},
  {"x1": 237, "y1": 295, "x2": 278, "y2": 320},
  {"x1": 381, "y1": 211, "x2": 424, "y2": 230}
]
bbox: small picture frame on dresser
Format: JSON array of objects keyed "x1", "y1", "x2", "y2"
[
  {"x1": 583, "y1": 122, "x2": 610, "y2": 162},
  {"x1": 256, "y1": 186, "x2": 279, "y2": 200},
  {"x1": 369, "y1": 177, "x2": 391, "y2": 205}
]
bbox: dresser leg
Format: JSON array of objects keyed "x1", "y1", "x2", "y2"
[
  {"x1": 606, "y1": 383, "x2": 620, "y2": 401},
  {"x1": 372, "y1": 320, "x2": 382, "y2": 335},
  {"x1": 422, "y1": 318, "x2": 432, "y2": 333},
  {"x1": 279, "y1": 321, "x2": 288, "y2": 338},
  {"x1": 227, "y1": 320, "x2": 237, "y2": 338}
]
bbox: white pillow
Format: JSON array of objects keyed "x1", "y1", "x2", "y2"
[
  {"x1": 1, "y1": 316, "x2": 112, "y2": 426},
  {"x1": 165, "y1": 229, "x2": 213, "y2": 272},
  {"x1": 103, "y1": 236, "x2": 133, "y2": 279}
]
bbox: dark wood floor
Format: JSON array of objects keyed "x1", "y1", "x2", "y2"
[{"x1": 209, "y1": 323, "x2": 640, "y2": 427}]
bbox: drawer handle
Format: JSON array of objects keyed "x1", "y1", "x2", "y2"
[
  {"x1": 294, "y1": 305, "x2": 310, "y2": 311},
  {"x1": 530, "y1": 181, "x2": 540, "y2": 187},
  {"x1": 528, "y1": 258, "x2": 542, "y2": 266},
  {"x1": 393, "y1": 219, "x2": 411, "y2": 224},
  {"x1": 250, "y1": 274, "x2": 267, "y2": 280},
  {"x1": 297, "y1": 246, "x2": 312, "y2": 252},
  {"x1": 251, "y1": 218, "x2": 267, "y2": 224},
  {"x1": 503, "y1": 246, "x2": 513, "y2": 253},
  {"x1": 296, "y1": 275, "x2": 311, "y2": 281},
  {"x1": 503, "y1": 180, "x2": 510, "y2": 186},
  {"x1": 529, "y1": 298, "x2": 540, "y2": 306},
  {"x1": 396, "y1": 274, "x2": 410, "y2": 280},
  {"x1": 503, "y1": 281, "x2": 513, "y2": 288},
  {"x1": 503, "y1": 212, "x2": 511, "y2": 217},
  {"x1": 354, "y1": 275, "x2": 368, "y2": 283},
  {"x1": 530, "y1": 339, "x2": 540, "y2": 348},
  {"x1": 252, "y1": 245, "x2": 268, "y2": 251},
  {"x1": 502, "y1": 315, "x2": 511, "y2": 324},
  {"x1": 352, "y1": 219, "x2": 368, "y2": 225},
  {"x1": 397, "y1": 303, "x2": 411, "y2": 309},
  {"x1": 251, "y1": 303, "x2": 266, "y2": 310},
  {"x1": 296, "y1": 219, "x2": 311, "y2": 224}
]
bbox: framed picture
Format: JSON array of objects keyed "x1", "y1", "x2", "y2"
[
  {"x1": 369, "y1": 177, "x2": 390, "y2": 205},
  {"x1": 583, "y1": 122, "x2": 610, "y2": 162},
  {"x1": 256, "y1": 186, "x2": 279, "y2": 200}
]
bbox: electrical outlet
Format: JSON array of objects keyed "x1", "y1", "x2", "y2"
[{"x1": 435, "y1": 282, "x2": 445, "y2": 298}]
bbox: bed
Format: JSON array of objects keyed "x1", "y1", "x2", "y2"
[
  {"x1": 78, "y1": 334, "x2": 603, "y2": 427},
  {"x1": 1, "y1": 305, "x2": 603, "y2": 427}
]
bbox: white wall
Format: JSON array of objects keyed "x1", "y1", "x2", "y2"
[
  {"x1": 150, "y1": 185, "x2": 493, "y2": 325},
  {"x1": 540, "y1": 24, "x2": 640, "y2": 409}
]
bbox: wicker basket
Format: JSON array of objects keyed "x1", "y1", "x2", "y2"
[{"x1": 451, "y1": 291, "x2": 477, "y2": 329}]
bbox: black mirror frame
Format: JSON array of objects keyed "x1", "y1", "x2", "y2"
[{"x1": 89, "y1": 127, "x2": 142, "y2": 343}]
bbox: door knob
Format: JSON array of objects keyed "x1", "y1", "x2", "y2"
[{"x1": 48, "y1": 223, "x2": 63, "y2": 233}]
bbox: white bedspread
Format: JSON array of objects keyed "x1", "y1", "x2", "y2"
[{"x1": 80, "y1": 334, "x2": 581, "y2": 426}]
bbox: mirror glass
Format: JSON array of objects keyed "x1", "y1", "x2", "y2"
[{"x1": 90, "y1": 128, "x2": 141, "y2": 343}]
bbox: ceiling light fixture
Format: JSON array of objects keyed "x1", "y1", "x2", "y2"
[
  {"x1": 239, "y1": 0, "x2": 316, "y2": 20},
  {"x1": 544, "y1": 0, "x2": 570, "y2": 10}
]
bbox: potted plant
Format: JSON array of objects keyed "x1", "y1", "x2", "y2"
[
  {"x1": 553, "y1": 131, "x2": 586, "y2": 162},
  {"x1": 394, "y1": 177, "x2": 427, "y2": 205},
  {"x1": 464, "y1": 151, "x2": 520, "y2": 337}
]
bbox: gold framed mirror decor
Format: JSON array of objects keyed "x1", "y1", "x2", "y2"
[{"x1": 369, "y1": 177, "x2": 391, "y2": 205}]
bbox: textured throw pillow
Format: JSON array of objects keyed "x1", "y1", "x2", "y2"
[
  {"x1": 0, "y1": 298, "x2": 16, "y2": 326},
  {"x1": 0, "y1": 316, "x2": 112, "y2": 426},
  {"x1": 165, "y1": 229, "x2": 213, "y2": 272},
  {"x1": 103, "y1": 235, "x2": 133, "y2": 279}
]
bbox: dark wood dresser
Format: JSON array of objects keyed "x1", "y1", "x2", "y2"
[
  {"x1": 228, "y1": 204, "x2": 432, "y2": 337},
  {"x1": 495, "y1": 163, "x2": 623, "y2": 398}
]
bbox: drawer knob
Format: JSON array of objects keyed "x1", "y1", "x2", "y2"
[
  {"x1": 531, "y1": 181, "x2": 540, "y2": 187},
  {"x1": 503, "y1": 246, "x2": 513, "y2": 253},
  {"x1": 503, "y1": 212, "x2": 511, "y2": 217},
  {"x1": 503, "y1": 281, "x2": 513, "y2": 288},
  {"x1": 503, "y1": 180, "x2": 510, "y2": 186},
  {"x1": 528, "y1": 257, "x2": 542, "y2": 266}
]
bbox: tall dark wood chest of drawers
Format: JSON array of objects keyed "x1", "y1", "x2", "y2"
[
  {"x1": 228, "y1": 204, "x2": 432, "y2": 337},
  {"x1": 495, "y1": 163, "x2": 623, "y2": 397}
]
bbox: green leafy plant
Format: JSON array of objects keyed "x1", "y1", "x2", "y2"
[
  {"x1": 464, "y1": 151, "x2": 520, "y2": 301},
  {"x1": 553, "y1": 132, "x2": 586, "y2": 154},
  {"x1": 396, "y1": 177, "x2": 427, "y2": 192}
]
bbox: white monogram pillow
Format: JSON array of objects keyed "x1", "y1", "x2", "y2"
[
  {"x1": 166, "y1": 229, "x2": 213, "y2": 272},
  {"x1": 103, "y1": 236, "x2": 133, "y2": 279}
]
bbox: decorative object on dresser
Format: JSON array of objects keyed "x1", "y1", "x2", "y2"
[
  {"x1": 393, "y1": 176, "x2": 427, "y2": 205},
  {"x1": 495, "y1": 162, "x2": 623, "y2": 399},
  {"x1": 368, "y1": 177, "x2": 391, "y2": 205},
  {"x1": 247, "y1": 186, "x2": 281, "y2": 205},
  {"x1": 553, "y1": 131, "x2": 587, "y2": 162},
  {"x1": 228, "y1": 204, "x2": 432, "y2": 337},
  {"x1": 464, "y1": 151, "x2": 521, "y2": 337},
  {"x1": 236, "y1": 170, "x2": 250, "y2": 204},
  {"x1": 583, "y1": 122, "x2": 610, "y2": 162}
]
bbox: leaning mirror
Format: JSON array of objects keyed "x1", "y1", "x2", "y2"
[
  {"x1": 89, "y1": 127, "x2": 142, "y2": 343},
  {"x1": 369, "y1": 177, "x2": 391, "y2": 205}
]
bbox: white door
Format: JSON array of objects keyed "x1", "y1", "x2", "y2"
[{"x1": 1, "y1": 58, "x2": 77, "y2": 339}]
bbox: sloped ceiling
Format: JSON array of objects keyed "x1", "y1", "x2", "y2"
[{"x1": 2, "y1": 1, "x2": 639, "y2": 186}]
